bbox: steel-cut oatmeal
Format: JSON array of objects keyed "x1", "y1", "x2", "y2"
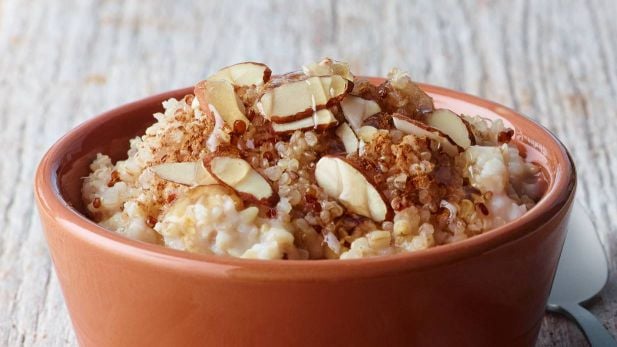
[{"x1": 82, "y1": 59, "x2": 545, "y2": 260}]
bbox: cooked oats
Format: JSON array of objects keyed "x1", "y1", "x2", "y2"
[{"x1": 82, "y1": 59, "x2": 546, "y2": 260}]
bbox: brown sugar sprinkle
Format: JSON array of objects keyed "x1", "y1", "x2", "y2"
[
  {"x1": 498, "y1": 129, "x2": 514, "y2": 143},
  {"x1": 476, "y1": 202, "x2": 489, "y2": 215},
  {"x1": 166, "y1": 194, "x2": 177, "y2": 204},
  {"x1": 262, "y1": 151, "x2": 275, "y2": 162},
  {"x1": 267, "y1": 208, "x2": 277, "y2": 218},
  {"x1": 92, "y1": 197, "x2": 101, "y2": 208},
  {"x1": 146, "y1": 216, "x2": 157, "y2": 228},
  {"x1": 233, "y1": 120, "x2": 247, "y2": 135},
  {"x1": 304, "y1": 188, "x2": 322, "y2": 212},
  {"x1": 107, "y1": 170, "x2": 120, "y2": 187}
]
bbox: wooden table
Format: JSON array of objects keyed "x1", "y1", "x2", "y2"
[{"x1": 1, "y1": 0, "x2": 615, "y2": 345}]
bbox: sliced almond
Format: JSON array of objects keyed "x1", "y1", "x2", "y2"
[
  {"x1": 315, "y1": 156, "x2": 390, "y2": 222},
  {"x1": 258, "y1": 75, "x2": 352, "y2": 123},
  {"x1": 208, "y1": 62, "x2": 272, "y2": 86},
  {"x1": 165, "y1": 185, "x2": 243, "y2": 218},
  {"x1": 302, "y1": 58, "x2": 354, "y2": 81},
  {"x1": 425, "y1": 109, "x2": 475, "y2": 149},
  {"x1": 271, "y1": 109, "x2": 338, "y2": 134},
  {"x1": 151, "y1": 161, "x2": 217, "y2": 186},
  {"x1": 206, "y1": 156, "x2": 274, "y2": 203},
  {"x1": 340, "y1": 95, "x2": 381, "y2": 131},
  {"x1": 209, "y1": 156, "x2": 251, "y2": 185},
  {"x1": 335, "y1": 123, "x2": 358, "y2": 154},
  {"x1": 392, "y1": 115, "x2": 461, "y2": 156},
  {"x1": 194, "y1": 80, "x2": 250, "y2": 127}
]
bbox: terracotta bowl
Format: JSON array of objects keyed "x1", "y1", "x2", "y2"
[{"x1": 35, "y1": 79, "x2": 576, "y2": 347}]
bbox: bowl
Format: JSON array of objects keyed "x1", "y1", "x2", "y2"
[{"x1": 35, "y1": 79, "x2": 576, "y2": 347}]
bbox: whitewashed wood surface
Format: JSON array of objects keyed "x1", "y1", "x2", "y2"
[{"x1": 0, "y1": 0, "x2": 615, "y2": 345}]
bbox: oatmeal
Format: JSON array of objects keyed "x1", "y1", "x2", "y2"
[{"x1": 82, "y1": 59, "x2": 545, "y2": 260}]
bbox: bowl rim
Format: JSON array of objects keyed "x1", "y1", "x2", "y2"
[{"x1": 34, "y1": 81, "x2": 576, "y2": 280}]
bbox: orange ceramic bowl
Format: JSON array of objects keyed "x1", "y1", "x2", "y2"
[{"x1": 35, "y1": 79, "x2": 576, "y2": 347}]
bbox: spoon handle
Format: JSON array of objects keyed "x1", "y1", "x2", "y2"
[{"x1": 559, "y1": 303, "x2": 617, "y2": 346}]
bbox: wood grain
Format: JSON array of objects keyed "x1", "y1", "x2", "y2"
[{"x1": 0, "y1": 0, "x2": 615, "y2": 345}]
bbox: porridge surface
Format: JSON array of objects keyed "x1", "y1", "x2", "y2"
[{"x1": 82, "y1": 59, "x2": 544, "y2": 260}]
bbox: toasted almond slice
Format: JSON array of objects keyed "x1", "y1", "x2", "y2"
[
  {"x1": 165, "y1": 185, "x2": 243, "y2": 218},
  {"x1": 302, "y1": 58, "x2": 354, "y2": 81},
  {"x1": 425, "y1": 109, "x2": 475, "y2": 149},
  {"x1": 258, "y1": 75, "x2": 352, "y2": 123},
  {"x1": 209, "y1": 156, "x2": 251, "y2": 185},
  {"x1": 315, "y1": 156, "x2": 390, "y2": 222},
  {"x1": 206, "y1": 156, "x2": 274, "y2": 203},
  {"x1": 151, "y1": 161, "x2": 217, "y2": 186},
  {"x1": 271, "y1": 109, "x2": 337, "y2": 134},
  {"x1": 335, "y1": 123, "x2": 358, "y2": 154},
  {"x1": 208, "y1": 62, "x2": 272, "y2": 86},
  {"x1": 194, "y1": 80, "x2": 250, "y2": 127},
  {"x1": 392, "y1": 116, "x2": 461, "y2": 156},
  {"x1": 340, "y1": 95, "x2": 381, "y2": 131}
]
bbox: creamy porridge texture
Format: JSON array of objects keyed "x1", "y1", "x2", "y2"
[{"x1": 82, "y1": 59, "x2": 545, "y2": 260}]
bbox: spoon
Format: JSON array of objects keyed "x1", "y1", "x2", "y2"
[{"x1": 547, "y1": 202, "x2": 616, "y2": 346}]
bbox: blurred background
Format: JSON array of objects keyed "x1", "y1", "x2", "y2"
[{"x1": 1, "y1": 0, "x2": 615, "y2": 345}]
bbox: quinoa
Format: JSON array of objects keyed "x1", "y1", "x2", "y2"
[{"x1": 82, "y1": 59, "x2": 545, "y2": 260}]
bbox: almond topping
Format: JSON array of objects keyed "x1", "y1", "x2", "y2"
[
  {"x1": 151, "y1": 161, "x2": 217, "y2": 186},
  {"x1": 271, "y1": 109, "x2": 337, "y2": 134},
  {"x1": 206, "y1": 156, "x2": 274, "y2": 202},
  {"x1": 335, "y1": 123, "x2": 358, "y2": 154},
  {"x1": 392, "y1": 115, "x2": 461, "y2": 156},
  {"x1": 208, "y1": 62, "x2": 272, "y2": 86},
  {"x1": 340, "y1": 95, "x2": 381, "y2": 131},
  {"x1": 315, "y1": 156, "x2": 389, "y2": 222},
  {"x1": 194, "y1": 79, "x2": 250, "y2": 128},
  {"x1": 425, "y1": 109, "x2": 475, "y2": 149},
  {"x1": 258, "y1": 75, "x2": 352, "y2": 123}
]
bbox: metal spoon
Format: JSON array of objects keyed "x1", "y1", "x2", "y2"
[{"x1": 547, "y1": 202, "x2": 616, "y2": 346}]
